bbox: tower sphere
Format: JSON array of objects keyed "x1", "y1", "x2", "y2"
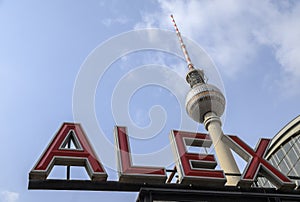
[{"x1": 185, "y1": 82, "x2": 225, "y2": 123}]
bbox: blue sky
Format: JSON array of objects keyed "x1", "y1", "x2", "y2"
[{"x1": 1, "y1": 0, "x2": 300, "y2": 201}]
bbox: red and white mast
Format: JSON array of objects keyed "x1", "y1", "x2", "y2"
[{"x1": 170, "y1": 14, "x2": 194, "y2": 70}]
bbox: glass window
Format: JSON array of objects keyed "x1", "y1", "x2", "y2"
[
  {"x1": 262, "y1": 178, "x2": 268, "y2": 187},
  {"x1": 290, "y1": 137, "x2": 297, "y2": 145},
  {"x1": 275, "y1": 148, "x2": 285, "y2": 162},
  {"x1": 265, "y1": 180, "x2": 275, "y2": 188},
  {"x1": 290, "y1": 139, "x2": 296, "y2": 146},
  {"x1": 288, "y1": 167, "x2": 298, "y2": 177},
  {"x1": 287, "y1": 147, "x2": 299, "y2": 166},
  {"x1": 283, "y1": 141, "x2": 292, "y2": 154},
  {"x1": 294, "y1": 160, "x2": 300, "y2": 174},
  {"x1": 296, "y1": 135, "x2": 300, "y2": 143},
  {"x1": 284, "y1": 156, "x2": 293, "y2": 168},
  {"x1": 270, "y1": 156, "x2": 278, "y2": 166},
  {"x1": 278, "y1": 159, "x2": 290, "y2": 174},
  {"x1": 256, "y1": 178, "x2": 264, "y2": 187},
  {"x1": 272, "y1": 154, "x2": 280, "y2": 165},
  {"x1": 265, "y1": 181, "x2": 272, "y2": 187},
  {"x1": 260, "y1": 177, "x2": 266, "y2": 186},
  {"x1": 294, "y1": 137, "x2": 300, "y2": 154}
]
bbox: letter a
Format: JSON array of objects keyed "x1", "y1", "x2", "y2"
[{"x1": 29, "y1": 122, "x2": 107, "y2": 181}]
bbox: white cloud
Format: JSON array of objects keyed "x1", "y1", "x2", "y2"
[
  {"x1": 138, "y1": 51, "x2": 188, "y2": 96},
  {"x1": 135, "y1": 0, "x2": 300, "y2": 96},
  {"x1": 101, "y1": 17, "x2": 129, "y2": 26},
  {"x1": 251, "y1": 1, "x2": 300, "y2": 96},
  {"x1": 1, "y1": 191, "x2": 19, "y2": 202}
]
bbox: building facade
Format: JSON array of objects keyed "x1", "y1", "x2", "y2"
[{"x1": 257, "y1": 115, "x2": 300, "y2": 189}]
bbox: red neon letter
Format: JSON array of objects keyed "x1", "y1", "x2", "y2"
[
  {"x1": 114, "y1": 126, "x2": 167, "y2": 183},
  {"x1": 224, "y1": 135, "x2": 295, "y2": 189},
  {"x1": 169, "y1": 130, "x2": 226, "y2": 186},
  {"x1": 29, "y1": 122, "x2": 107, "y2": 181}
]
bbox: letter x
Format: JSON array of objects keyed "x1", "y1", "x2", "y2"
[{"x1": 224, "y1": 135, "x2": 295, "y2": 189}]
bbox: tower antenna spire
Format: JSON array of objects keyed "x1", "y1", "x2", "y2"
[{"x1": 170, "y1": 14, "x2": 194, "y2": 70}]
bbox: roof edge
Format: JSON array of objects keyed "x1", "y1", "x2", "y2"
[{"x1": 266, "y1": 115, "x2": 300, "y2": 159}]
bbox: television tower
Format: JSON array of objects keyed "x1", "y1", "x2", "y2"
[{"x1": 170, "y1": 15, "x2": 240, "y2": 185}]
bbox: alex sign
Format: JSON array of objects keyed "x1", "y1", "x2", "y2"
[{"x1": 29, "y1": 122, "x2": 296, "y2": 190}]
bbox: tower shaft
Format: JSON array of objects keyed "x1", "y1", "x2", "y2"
[{"x1": 204, "y1": 112, "x2": 241, "y2": 185}]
